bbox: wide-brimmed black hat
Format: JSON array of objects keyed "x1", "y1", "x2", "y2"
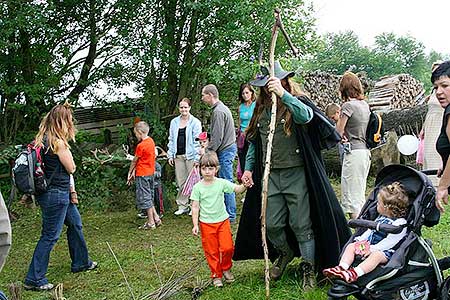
[{"x1": 249, "y1": 61, "x2": 295, "y2": 87}]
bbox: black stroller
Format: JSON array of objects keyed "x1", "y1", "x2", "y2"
[{"x1": 327, "y1": 164, "x2": 450, "y2": 300}]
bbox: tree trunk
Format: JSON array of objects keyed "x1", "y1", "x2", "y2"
[
  {"x1": 67, "y1": 0, "x2": 97, "y2": 104},
  {"x1": 163, "y1": 0, "x2": 180, "y2": 113},
  {"x1": 178, "y1": 10, "x2": 199, "y2": 104}
]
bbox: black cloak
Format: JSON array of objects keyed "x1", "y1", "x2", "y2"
[{"x1": 233, "y1": 96, "x2": 351, "y2": 271}]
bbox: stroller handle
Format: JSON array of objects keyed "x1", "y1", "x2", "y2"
[{"x1": 348, "y1": 219, "x2": 404, "y2": 234}]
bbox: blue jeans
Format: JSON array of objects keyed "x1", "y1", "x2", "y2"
[
  {"x1": 0, "y1": 291, "x2": 7, "y2": 300},
  {"x1": 25, "y1": 189, "x2": 92, "y2": 287},
  {"x1": 217, "y1": 144, "x2": 237, "y2": 221}
]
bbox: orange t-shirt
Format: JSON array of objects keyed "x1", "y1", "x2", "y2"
[{"x1": 135, "y1": 137, "x2": 156, "y2": 176}]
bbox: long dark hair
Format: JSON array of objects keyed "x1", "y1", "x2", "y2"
[
  {"x1": 246, "y1": 78, "x2": 305, "y2": 139},
  {"x1": 238, "y1": 83, "x2": 256, "y2": 104}
]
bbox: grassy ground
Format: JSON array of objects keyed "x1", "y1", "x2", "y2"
[{"x1": 1, "y1": 178, "x2": 450, "y2": 300}]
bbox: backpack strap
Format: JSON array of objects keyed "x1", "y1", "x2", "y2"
[
  {"x1": 374, "y1": 113, "x2": 382, "y2": 143},
  {"x1": 39, "y1": 141, "x2": 62, "y2": 189}
]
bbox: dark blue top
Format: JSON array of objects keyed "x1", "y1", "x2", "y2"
[{"x1": 43, "y1": 144, "x2": 70, "y2": 191}]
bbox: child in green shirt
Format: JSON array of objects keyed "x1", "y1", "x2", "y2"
[{"x1": 191, "y1": 151, "x2": 246, "y2": 287}]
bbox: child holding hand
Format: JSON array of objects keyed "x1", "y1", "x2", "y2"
[
  {"x1": 191, "y1": 151, "x2": 246, "y2": 287},
  {"x1": 323, "y1": 182, "x2": 409, "y2": 283}
]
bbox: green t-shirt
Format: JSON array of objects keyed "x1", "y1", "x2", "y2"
[{"x1": 190, "y1": 178, "x2": 235, "y2": 223}]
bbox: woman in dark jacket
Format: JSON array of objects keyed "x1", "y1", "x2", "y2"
[{"x1": 24, "y1": 103, "x2": 96, "y2": 291}]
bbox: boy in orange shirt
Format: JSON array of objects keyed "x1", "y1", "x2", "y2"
[{"x1": 127, "y1": 121, "x2": 162, "y2": 229}]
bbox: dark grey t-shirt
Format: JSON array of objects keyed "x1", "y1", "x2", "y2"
[{"x1": 341, "y1": 99, "x2": 370, "y2": 150}]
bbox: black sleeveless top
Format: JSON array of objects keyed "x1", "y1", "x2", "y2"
[
  {"x1": 43, "y1": 143, "x2": 70, "y2": 191},
  {"x1": 437, "y1": 105, "x2": 450, "y2": 172},
  {"x1": 176, "y1": 127, "x2": 186, "y2": 155}
]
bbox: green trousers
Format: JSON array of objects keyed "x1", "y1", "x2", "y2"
[{"x1": 266, "y1": 166, "x2": 314, "y2": 254}]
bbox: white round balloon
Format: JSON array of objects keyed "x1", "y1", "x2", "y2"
[{"x1": 397, "y1": 135, "x2": 419, "y2": 155}]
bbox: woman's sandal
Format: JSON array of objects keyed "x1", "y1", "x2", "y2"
[
  {"x1": 155, "y1": 219, "x2": 162, "y2": 227},
  {"x1": 139, "y1": 222, "x2": 156, "y2": 230},
  {"x1": 24, "y1": 283, "x2": 54, "y2": 291}
]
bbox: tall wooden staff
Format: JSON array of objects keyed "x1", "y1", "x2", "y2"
[{"x1": 261, "y1": 8, "x2": 299, "y2": 300}]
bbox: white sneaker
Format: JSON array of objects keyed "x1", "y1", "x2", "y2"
[{"x1": 174, "y1": 208, "x2": 188, "y2": 215}]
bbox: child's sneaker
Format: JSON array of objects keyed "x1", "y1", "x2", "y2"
[
  {"x1": 323, "y1": 265, "x2": 345, "y2": 279},
  {"x1": 212, "y1": 278, "x2": 223, "y2": 287},
  {"x1": 223, "y1": 270, "x2": 235, "y2": 283}
]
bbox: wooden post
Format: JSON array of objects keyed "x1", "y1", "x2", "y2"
[
  {"x1": 260, "y1": 9, "x2": 280, "y2": 300},
  {"x1": 260, "y1": 9, "x2": 299, "y2": 300}
]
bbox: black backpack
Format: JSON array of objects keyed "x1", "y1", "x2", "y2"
[
  {"x1": 12, "y1": 142, "x2": 56, "y2": 196},
  {"x1": 366, "y1": 111, "x2": 384, "y2": 149}
]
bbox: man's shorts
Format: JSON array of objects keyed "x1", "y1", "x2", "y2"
[{"x1": 136, "y1": 176, "x2": 154, "y2": 210}]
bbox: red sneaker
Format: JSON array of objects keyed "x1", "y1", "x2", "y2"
[{"x1": 322, "y1": 265, "x2": 345, "y2": 278}]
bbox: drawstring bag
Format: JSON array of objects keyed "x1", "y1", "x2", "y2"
[
  {"x1": 237, "y1": 157, "x2": 243, "y2": 183},
  {"x1": 416, "y1": 137, "x2": 424, "y2": 165},
  {"x1": 236, "y1": 129, "x2": 246, "y2": 150},
  {"x1": 181, "y1": 166, "x2": 201, "y2": 196}
]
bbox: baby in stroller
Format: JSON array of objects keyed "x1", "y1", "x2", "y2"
[
  {"x1": 323, "y1": 182, "x2": 409, "y2": 283},
  {"x1": 326, "y1": 164, "x2": 450, "y2": 300}
]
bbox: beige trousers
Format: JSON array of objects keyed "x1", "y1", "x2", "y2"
[
  {"x1": 341, "y1": 149, "x2": 371, "y2": 215},
  {"x1": 175, "y1": 155, "x2": 195, "y2": 210}
]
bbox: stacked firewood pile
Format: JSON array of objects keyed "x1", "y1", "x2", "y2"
[
  {"x1": 368, "y1": 74, "x2": 425, "y2": 111},
  {"x1": 301, "y1": 71, "x2": 374, "y2": 110}
]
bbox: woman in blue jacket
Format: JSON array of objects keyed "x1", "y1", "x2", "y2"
[{"x1": 167, "y1": 98, "x2": 202, "y2": 215}]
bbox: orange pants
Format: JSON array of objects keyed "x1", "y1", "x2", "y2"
[{"x1": 200, "y1": 219, "x2": 234, "y2": 278}]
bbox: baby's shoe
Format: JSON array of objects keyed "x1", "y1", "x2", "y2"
[
  {"x1": 338, "y1": 268, "x2": 358, "y2": 283},
  {"x1": 323, "y1": 265, "x2": 345, "y2": 278}
]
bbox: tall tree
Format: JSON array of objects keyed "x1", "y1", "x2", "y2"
[
  {"x1": 302, "y1": 30, "x2": 446, "y2": 92},
  {"x1": 125, "y1": 0, "x2": 318, "y2": 118},
  {"x1": 302, "y1": 31, "x2": 372, "y2": 75},
  {"x1": 0, "y1": 0, "x2": 142, "y2": 143}
]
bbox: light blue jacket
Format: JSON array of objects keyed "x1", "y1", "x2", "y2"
[{"x1": 167, "y1": 115, "x2": 202, "y2": 162}]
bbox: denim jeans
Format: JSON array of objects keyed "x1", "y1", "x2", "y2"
[
  {"x1": 217, "y1": 144, "x2": 237, "y2": 222},
  {"x1": 25, "y1": 189, "x2": 92, "y2": 287},
  {"x1": 0, "y1": 291, "x2": 7, "y2": 300}
]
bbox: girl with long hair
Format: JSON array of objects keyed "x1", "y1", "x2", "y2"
[{"x1": 24, "y1": 103, "x2": 96, "y2": 291}]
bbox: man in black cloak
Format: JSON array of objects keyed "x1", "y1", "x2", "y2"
[{"x1": 234, "y1": 62, "x2": 351, "y2": 290}]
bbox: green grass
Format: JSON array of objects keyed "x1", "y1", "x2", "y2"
[{"x1": 1, "y1": 180, "x2": 450, "y2": 300}]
